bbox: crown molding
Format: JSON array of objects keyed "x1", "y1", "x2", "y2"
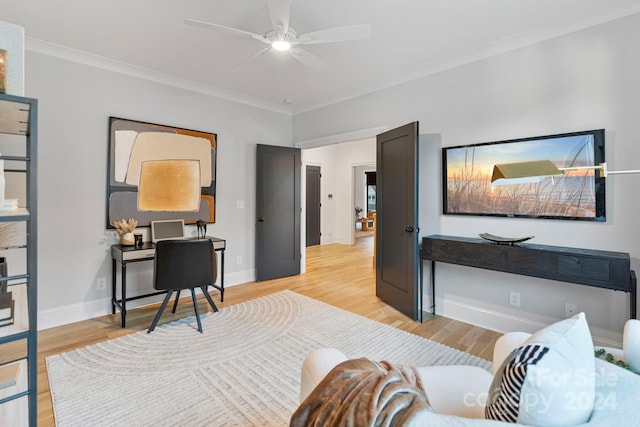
[
  {"x1": 292, "y1": 5, "x2": 640, "y2": 115},
  {"x1": 25, "y1": 38, "x2": 293, "y2": 116},
  {"x1": 24, "y1": 4, "x2": 640, "y2": 118}
]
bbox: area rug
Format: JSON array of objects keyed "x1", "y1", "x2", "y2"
[{"x1": 47, "y1": 290, "x2": 491, "y2": 426}]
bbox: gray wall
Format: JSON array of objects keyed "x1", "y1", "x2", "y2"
[
  {"x1": 26, "y1": 51, "x2": 292, "y2": 328},
  {"x1": 293, "y1": 13, "x2": 640, "y2": 344}
]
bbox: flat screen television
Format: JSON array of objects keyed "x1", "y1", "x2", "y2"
[{"x1": 442, "y1": 129, "x2": 605, "y2": 221}]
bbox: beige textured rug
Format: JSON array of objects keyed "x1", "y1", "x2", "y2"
[{"x1": 47, "y1": 290, "x2": 491, "y2": 426}]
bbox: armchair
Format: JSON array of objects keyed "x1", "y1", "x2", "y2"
[{"x1": 298, "y1": 318, "x2": 640, "y2": 426}]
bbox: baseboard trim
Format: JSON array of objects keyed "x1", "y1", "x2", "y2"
[
  {"x1": 320, "y1": 236, "x2": 336, "y2": 245},
  {"x1": 438, "y1": 298, "x2": 623, "y2": 348},
  {"x1": 38, "y1": 271, "x2": 255, "y2": 330},
  {"x1": 39, "y1": 279, "x2": 625, "y2": 348},
  {"x1": 332, "y1": 235, "x2": 350, "y2": 245}
]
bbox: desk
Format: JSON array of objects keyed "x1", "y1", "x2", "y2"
[
  {"x1": 111, "y1": 237, "x2": 226, "y2": 327},
  {"x1": 421, "y1": 235, "x2": 636, "y2": 321}
]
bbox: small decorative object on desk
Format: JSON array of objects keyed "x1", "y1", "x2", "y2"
[
  {"x1": 196, "y1": 219, "x2": 207, "y2": 239},
  {"x1": 111, "y1": 218, "x2": 138, "y2": 245},
  {"x1": 479, "y1": 233, "x2": 534, "y2": 245}
]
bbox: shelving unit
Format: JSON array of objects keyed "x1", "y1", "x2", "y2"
[{"x1": 0, "y1": 93, "x2": 37, "y2": 426}]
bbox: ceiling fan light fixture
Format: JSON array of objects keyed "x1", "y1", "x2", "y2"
[
  {"x1": 185, "y1": 1, "x2": 372, "y2": 71},
  {"x1": 272, "y1": 40, "x2": 291, "y2": 51},
  {"x1": 266, "y1": 29, "x2": 296, "y2": 51}
]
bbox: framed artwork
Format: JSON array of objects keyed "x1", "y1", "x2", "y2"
[
  {"x1": 107, "y1": 117, "x2": 217, "y2": 228},
  {"x1": 442, "y1": 129, "x2": 605, "y2": 221}
]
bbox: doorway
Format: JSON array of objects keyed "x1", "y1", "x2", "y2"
[
  {"x1": 298, "y1": 127, "x2": 439, "y2": 320},
  {"x1": 306, "y1": 165, "x2": 321, "y2": 246},
  {"x1": 353, "y1": 164, "x2": 376, "y2": 240},
  {"x1": 302, "y1": 138, "x2": 376, "y2": 250}
]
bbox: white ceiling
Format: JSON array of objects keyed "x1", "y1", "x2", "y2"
[{"x1": 4, "y1": 0, "x2": 640, "y2": 114}]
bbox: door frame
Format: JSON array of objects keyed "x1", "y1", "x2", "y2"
[{"x1": 297, "y1": 126, "x2": 388, "y2": 271}]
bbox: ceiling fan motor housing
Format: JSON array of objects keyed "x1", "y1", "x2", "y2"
[{"x1": 266, "y1": 28, "x2": 297, "y2": 43}]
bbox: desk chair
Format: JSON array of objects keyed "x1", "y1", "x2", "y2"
[{"x1": 147, "y1": 239, "x2": 221, "y2": 333}]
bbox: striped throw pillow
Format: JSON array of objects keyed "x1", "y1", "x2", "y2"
[{"x1": 485, "y1": 313, "x2": 595, "y2": 426}]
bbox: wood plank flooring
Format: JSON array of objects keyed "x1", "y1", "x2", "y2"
[{"x1": 35, "y1": 235, "x2": 501, "y2": 426}]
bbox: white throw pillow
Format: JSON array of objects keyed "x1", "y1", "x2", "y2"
[{"x1": 485, "y1": 312, "x2": 595, "y2": 426}]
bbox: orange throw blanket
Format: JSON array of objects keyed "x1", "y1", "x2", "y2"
[{"x1": 290, "y1": 358, "x2": 432, "y2": 426}]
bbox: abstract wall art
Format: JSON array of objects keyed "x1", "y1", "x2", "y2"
[{"x1": 107, "y1": 117, "x2": 217, "y2": 228}]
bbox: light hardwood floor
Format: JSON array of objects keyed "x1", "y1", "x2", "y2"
[{"x1": 35, "y1": 236, "x2": 501, "y2": 426}]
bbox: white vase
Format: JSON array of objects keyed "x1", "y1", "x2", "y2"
[{"x1": 120, "y1": 232, "x2": 135, "y2": 246}]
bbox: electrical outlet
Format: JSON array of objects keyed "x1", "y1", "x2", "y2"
[
  {"x1": 97, "y1": 277, "x2": 107, "y2": 291},
  {"x1": 565, "y1": 302, "x2": 578, "y2": 317},
  {"x1": 236, "y1": 256, "x2": 242, "y2": 265},
  {"x1": 509, "y1": 291, "x2": 521, "y2": 307},
  {"x1": 236, "y1": 200, "x2": 245, "y2": 209}
]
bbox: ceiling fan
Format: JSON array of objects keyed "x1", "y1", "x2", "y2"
[{"x1": 184, "y1": 0, "x2": 371, "y2": 71}]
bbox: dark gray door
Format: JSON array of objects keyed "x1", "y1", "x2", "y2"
[
  {"x1": 376, "y1": 122, "x2": 420, "y2": 320},
  {"x1": 306, "y1": 165, "x2": 321, "y2": 247},
  {"x1": 256, "y1": 144, "x2": 301, "y2": 281}
]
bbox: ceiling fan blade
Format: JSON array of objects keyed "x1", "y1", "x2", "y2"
[
  {"x1": 184, "y1": 18, "x2": 269, "y2": 44},
  {"x1": 297, "y1": 24, "x2": 371, "y2": 45},
  {"x1": 267, "y1": 0, "x2": 291, "y2": 35},
  {"x1": 233, "y1": 47, "x2": 272, "y2": 68},
  {"x1": 289, "y1": 48, "x2": 328, "y2": 72}
]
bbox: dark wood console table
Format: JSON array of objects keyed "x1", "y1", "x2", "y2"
[{"x1": 421, "y1": 235, "x2": 636, "y2": 319}]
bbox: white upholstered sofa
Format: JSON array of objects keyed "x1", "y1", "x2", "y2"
[{"x1": 298, "y1": 318, "x2": 640, "y2": 426}]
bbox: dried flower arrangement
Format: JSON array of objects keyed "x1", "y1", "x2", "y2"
[{"x1": 111, "y1": 218, "x2": 138, "y2": 237}]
